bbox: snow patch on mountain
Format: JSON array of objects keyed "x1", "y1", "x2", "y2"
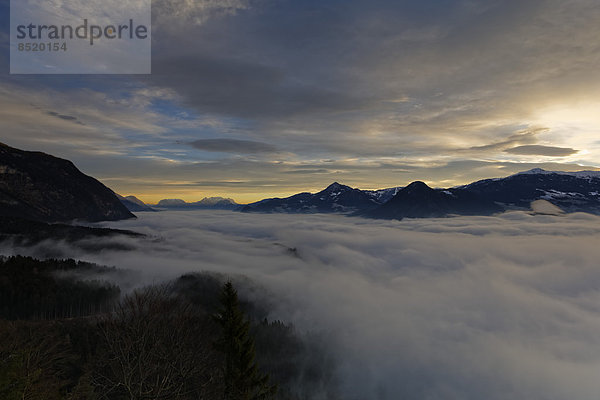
[
  {"x1": 364, "y1": 187, "x2": 403, "y2": 204},
  {"x1": 517, "y1": 168, "x2": 600, "y2": 179},
  {"x1": 157, "y1": 199, "x2": 187, "y2": 207}
]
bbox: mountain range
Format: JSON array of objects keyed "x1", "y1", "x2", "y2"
[
  {"x1": 3, "y1": 142, "x2": 599, "y2": 222},
  {"x1": 241, "y1": 169, "x2": 600, "y2": 219},
  {"x1": 153, "y1": 197, "x2": 239, "y2": 210},
  {"x1": 459, "y1": 168, "x2": 600, "y2": 214},
  {"x1": 240, "y1": 182, "x2": 384, "y2": 214},
  {"x1": 362, "y1": 181, "x2": 503, "y2": 219}
]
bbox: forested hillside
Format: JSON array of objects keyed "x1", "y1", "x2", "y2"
[{"x1": 0, "y1": 257, "x2": 337, "y2": 400}]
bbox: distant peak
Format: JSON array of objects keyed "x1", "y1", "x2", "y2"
[
  {"x1": 324, "y1": 182, "x2": 348, "y2": 191},
  {"x1": 405, "y1": 181, "x2": 431, "y2": 189},
  {"x1": 399, "y1": 181, "x2": 435, "y2": 196},
  {"x1": 195, "y1": 197, "x2": 237, "y2": 206},
  {"x1": 157, "y1": 199, "x2": 187, "y2": 206},
  {"x1": 514, "y1": 169, "x2": 600, "y2": 179},
  {"x1": 517, "y1": 168, "x2": 550, "y2": 175}
]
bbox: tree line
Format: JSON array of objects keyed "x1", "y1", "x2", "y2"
[{"x1": 0, "y1": 256, "x2": 338, "y2": 400}]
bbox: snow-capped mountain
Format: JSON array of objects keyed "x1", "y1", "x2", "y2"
[
  {"x1": 516, "y1": 168, "x2": 600, "y2": 179},
  {"x1": 156, "y1": 199, "x2": 188, "y2": 207},
  {"x1": 196, "y1": 197, "x2": 238, "y2": 207},
  {"x1": 241, "y1": 168, "x2": 600, "y2": 219},
  {"x1": 464, "y1": 169, "x2": 600, "y2": 214},
  {"x1": 241, "y1": 182, "x2": 381, "y2": 213},
  {"x1": 362, "y1": 181, "x2": 502, "y2": 219},
  {"x1": 364, "y1": 187, "x2": 403, "y2": 204},
  {"x1": 154, "y1": 197, "x2": 239, "y2": 210}
]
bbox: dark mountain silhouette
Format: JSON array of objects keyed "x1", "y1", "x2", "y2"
[
  {"x1": 0, "y1": 143, "x2": 134, "y2": 222},
  {"x1": 362, "y1": 181, "x2": 503, "y2": 219},
  {"x1": 240, "y1": 168, "x2": 600, "y2": 219},
  {"x1": 241, "y1": 182, "x2": 379, "y2": 213},
  {"x1": 463, "y1": 169, "x2": 600, "y2": 214},
  {"x1": 154, "y1": 197, "x2": 239, "y2": 210}
]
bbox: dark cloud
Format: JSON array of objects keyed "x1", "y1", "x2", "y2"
[
  {"x1": 150, "y1": 55, "x2": 367, "y2": 119},
  {"x1": 2, "y1": 0, "x2": 600, "y2": 196},
  {"x1": 140, "y1": 0, "x2": 600, "y2": 163},
  {"x1": 505, "y1": 145, "x2": 578, "y2": 157},
  {"x1": 47, "y1": 111, "x2": 84, "y2": 125},
  {"x1": 189, "y1": 138, "x2": 278, "y2": 154},
  {"x1": 468, "y1": 128, "x2": 547, "y2": 152}
]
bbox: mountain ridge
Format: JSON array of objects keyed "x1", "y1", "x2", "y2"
[
  {"x1": 116, "y1": 194, "x2": 156, "y2": 212},
  {"x1": 241, "y1": 168, "x2": 600, "y2": 219},
  {"x1": 0, "y1": 143, "x2": 134, "y2": 222},
  {"x1": 153, "y1": 197, "x2": 239, "y2": 210},
  {"x1": 241, "y1": 182, "x2": 380, "y2": 214}
]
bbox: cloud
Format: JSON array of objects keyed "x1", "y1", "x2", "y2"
[
  {"x1": 189, "y1": 138, "x2": 278, "y2": 154},
  {"x1": 47, "y1": 111, "x2": 85, "y2": 125},
  {"x1": 72, "y1": 156, "x2": 600, "y2": 204},
  {"x1": 3, "y1": 0, "x2": 600, "y2": 196},
  {"x1": 284, "y1": 168, "x2": 331, "y2": 175},
  {"x1": 152, "y1": 0, "x2": 252, "y2": 30},
  {"x1": 468, "y1": 127, "x2": 547, "y2": 152},
  {"x1": 149, "y1": 55, "x2": 366, "y2": 120},
  {"x1": 119, "y1": 0, "x2": 600, "y2": 179},
  {"x1": 4, "y1": 210, "x2": 600, "y2": 399},
  {"x1": 505, "y1": 145, "x2": 579, "y2": 157}
]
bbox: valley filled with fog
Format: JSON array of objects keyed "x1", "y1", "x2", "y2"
[{"x1": 5, "y1": 210, "x2": 600, "y2": 400}]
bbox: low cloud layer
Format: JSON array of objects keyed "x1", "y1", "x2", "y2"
[
  {"x1": 505, "y1": 145, "x2": 578, "y2": 157},
  {"x1": 4, "y1": 210, "x2": 600, "y2": 399}
]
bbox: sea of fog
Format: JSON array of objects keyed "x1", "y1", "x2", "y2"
[{"x1": 7, "y1": 210, "x2": 600, "y2": 399}]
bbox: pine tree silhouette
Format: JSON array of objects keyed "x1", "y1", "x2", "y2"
[{"x1": 214, "y1": 281, "x2": 277, "y2": 400}]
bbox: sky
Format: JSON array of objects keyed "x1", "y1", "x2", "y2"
[
  {"x1": 4, "y1": 210, "x2": 600, "y2": 399},
  {"x1": 1, "y1": 0, "x2": 600, "y2": 203}
]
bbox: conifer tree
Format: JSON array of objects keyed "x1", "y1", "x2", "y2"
[{"x1": 214, "y1": 281, "x2": 277, "y2": 400}]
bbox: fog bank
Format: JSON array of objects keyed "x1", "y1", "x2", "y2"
[{"x1": 7, "y1": 210, "x2": 600, "y2": 399}]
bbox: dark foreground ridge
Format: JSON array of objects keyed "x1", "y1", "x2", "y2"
[
  {"x1": 0, "y1": 142, "x2": 134, "y2": 222},
  {"x1": 0, "y1": 216, "x2": 144, "y2": 250},
  {"x1": 0, "y1": 256, "x2": 337, "y2": 400}
]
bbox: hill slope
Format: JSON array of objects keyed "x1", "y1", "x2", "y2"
[
  {"x1": 116, "y1": 194, "x2": 156, "y2": 212},
  {"x1": 0, "y1": 143, "x2": 134, "y2": 222}
]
